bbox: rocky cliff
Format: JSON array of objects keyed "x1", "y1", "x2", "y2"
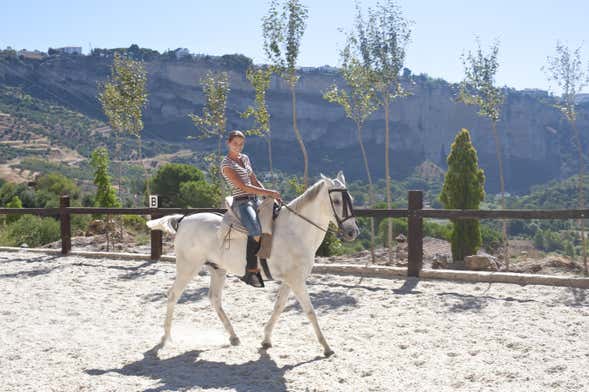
[{"x1": 1, "y1": 50, "x2": 587, "y2": 193}]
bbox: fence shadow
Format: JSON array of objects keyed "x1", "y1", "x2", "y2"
[
  {"x1": 85, "y1": 344, "x2": 322, "y2": 392},
  {"x1": 0, "y1": 264, "x2": 63, "y2": 279},
  {"x1": 284, "y1": 289, "x2": 358, "y2": 313},
  {"x1": 143, "y1": 287, "x2": 210, "y2": 304},
  {"x1": 438, "y1": 292, "x2": 538, "y2": 313}
]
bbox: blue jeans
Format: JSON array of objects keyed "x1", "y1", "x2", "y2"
[{"x1": 234, "y1": 198, "x2": 262, "y2": 237}]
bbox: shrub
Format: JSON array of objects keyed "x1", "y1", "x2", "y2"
[{"x1": 0, "y1": 215, "x2": 60, "y2": 247}]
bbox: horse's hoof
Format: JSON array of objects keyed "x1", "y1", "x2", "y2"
[
  {"x1": 324, "y1": 349, "x2": 335, "y2": 357},
  {"x1": 230, "y1": 337, "x2": 241, "y2": 346},
  {"x1": 261, "y1": 341, "x2": 272, "y2": 349}
]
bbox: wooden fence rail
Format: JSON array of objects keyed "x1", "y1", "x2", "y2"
[{"x1": 1, "y1": 191, "x2": 587, "y2": 277}]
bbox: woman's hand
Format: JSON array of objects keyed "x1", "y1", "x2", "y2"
[{"x1": 266, "y1": 190, "x2": 282, "y2": 202}]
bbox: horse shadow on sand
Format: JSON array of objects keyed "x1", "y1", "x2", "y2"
[
  {"x1": 86, "y1": 344, "x2": 323, "y2": 392},
  {"x1": 0, "y1": 255, "x2": 62, "y2": 279}
]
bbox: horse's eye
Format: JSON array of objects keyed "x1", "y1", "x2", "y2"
[{"x1": 334, "y1": 200, "x2": 341, "y2": 205}]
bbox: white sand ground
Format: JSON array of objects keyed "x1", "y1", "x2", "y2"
[{"x1": 0, "y1": 250, "x2": 587, "y2": 392}]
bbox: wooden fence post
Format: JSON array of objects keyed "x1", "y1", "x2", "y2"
[
  {"x1": 150, "y1": 196, "x2": 162, "y2": 260},
  {"x1": 407, "y1": 190, "x2": 423, "y2": 277},
  {"x1": 60, "y1": 195, "x2": 71, "y2": 255}
]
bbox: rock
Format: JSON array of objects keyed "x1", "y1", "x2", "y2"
[
  {"x1": 465, "y1": 255, "x2": 498, "y2": 271},
  {"x1": 20, "y1": 243, "x2": 29, "y2": 248},
  {"x1": 547, "y1": 256, "x2": 581, "y2": 271},
  {"x1": 86, "y1": 219, "x2": 106, "y2": 235},
  {"x1": 432, "y1": 253, "x2": 449, "y2": 269}
]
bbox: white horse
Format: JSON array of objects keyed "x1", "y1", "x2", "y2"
[{"x1": 146, "y1": 171, "x2": 359, "y2": 357}]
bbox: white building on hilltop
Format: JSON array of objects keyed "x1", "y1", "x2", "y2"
[{"x1": 51, "y1": 47, "x2": 82, "y2": 55}]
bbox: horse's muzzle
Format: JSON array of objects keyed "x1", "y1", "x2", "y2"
[{"x1": 341, "y1": 226, "x2": 359, "y2": 242}]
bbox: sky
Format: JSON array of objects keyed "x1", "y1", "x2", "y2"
[{"x1": 1, "y1": 0, "x2": 588, "y2": 92}]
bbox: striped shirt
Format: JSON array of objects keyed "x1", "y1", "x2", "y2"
[{"x1": 221, "y1": 154, "x2": 254, "y2": 197}]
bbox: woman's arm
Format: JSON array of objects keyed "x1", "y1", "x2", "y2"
[
  {"x1": 222, "y1": 166, "x2": 277, "y2": 198},
  {"x1": 250, "y1": 172, "x2": 264, "y2": 189}
]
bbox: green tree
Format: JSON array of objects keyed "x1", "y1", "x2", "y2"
[
  {"x1": 324, "y1": 41, "x2": 379, "y2": 263},
  {"x1": 263, "y1": 0, "x2": 310, "y2": 188},
  {"x1": 565, "y1": 240, "x2": 575, "y2": 258},
  {"x1": 179, "y1": 181, "x2": 221, "y2": 208},
  {"x1": 90, "y1": 147, "x2": 121, "y2": 252},
  {"x1": 98, "y1": 52, "x2": 149, "y2": 202},
  {"x1": 5, "y1": 195, "x2": 22, "y2": 224},
  {"x1": 150, "y1": 163, "x2": 220, "y2": 208},
  {"x1": 544, "y1": 42, "x2": 589, "y2": 275},
  {"x1": 349, "y1": 0, "x2": 412, "y2": 262},
  {"x1": 90, "y1": 147, "x2": 120, "y2": 209},
  {"x1": 242, "y1": 66, "x2": 274, "y2": 186},
  {"x1": 440, "y1": 129, "x2": 485, "y2": 261},
  {"x1": 533, "y1": 230, "x2": 544, "y2": 251},
  {"x1": 189, "y1": 71, "x2": 230, "y2": 195},
  {"x1": 33, "y1": 173, "x2": 80, "y2": 208},
  {"x1": 459, "y1": 39, "x2": 508, "y2": 266}
]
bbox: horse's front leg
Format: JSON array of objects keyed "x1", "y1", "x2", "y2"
[
  {"x1": 261, "y1": 283, "x2": 291, "y2": 349},
  {"x1": 290, "y1": 281, "x2": 334, "y2": 357},
  {"x1": 208, "y1": 267, "x2": 240, "y2": 346}
]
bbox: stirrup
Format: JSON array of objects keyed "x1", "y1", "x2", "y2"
[{"x1": 240, "y1": 271, "x2": 264, "y2": 288}]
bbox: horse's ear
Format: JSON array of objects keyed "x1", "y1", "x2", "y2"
[
  {"x1": 320, "y1": 173, "x2": 333, "y2": 186},
  {"x1": 336, "y1": 171, "x2": 345, "y2": 184}
]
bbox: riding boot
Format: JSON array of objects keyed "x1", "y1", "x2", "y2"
[{"x1": 241, "y1": 237, "x2": 264, "y2": 288}]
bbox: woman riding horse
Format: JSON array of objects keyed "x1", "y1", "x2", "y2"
[{"x1": 220, "y1": 130, "x2": 282, "y2": 287}]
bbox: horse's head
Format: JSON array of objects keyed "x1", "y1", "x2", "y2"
[{"x1": 320, "y1": 171, "x2": 360, "y2": 242}]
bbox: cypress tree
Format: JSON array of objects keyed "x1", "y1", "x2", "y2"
[{"x1": 440, "y1": 129, "x2": 485, "y2": 261}]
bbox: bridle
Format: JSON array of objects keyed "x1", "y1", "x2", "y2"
[{"x1": 281, "y1": 187, "x2": 356, "y2": 235}]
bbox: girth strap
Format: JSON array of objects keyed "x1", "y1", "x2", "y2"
[{"x1": 260, "y1": 258, "x2": 273, "y2": 281}]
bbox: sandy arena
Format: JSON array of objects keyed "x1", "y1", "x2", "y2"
[{"x1": 1, "y1": 250, "x2": 587, "y2": 391}]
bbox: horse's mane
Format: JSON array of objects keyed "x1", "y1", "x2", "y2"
[{"x1": 287, "y1": 179, "x2": 326, "y2": 212}]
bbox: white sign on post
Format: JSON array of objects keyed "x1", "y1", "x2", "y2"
[{"x1": 149, "y1": 195, "x2": 158, "y2": 208}]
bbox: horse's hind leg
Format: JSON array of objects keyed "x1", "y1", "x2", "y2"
[
  {"x1": 161, "y1": 257, "x2": 201, "y2": 345},
  {"x1": 261, "y1": 283, "x2": 291, "y2": 349},
  {"x1": 290, "y1": 281, "x2": 334, "y2": 357},
  {"x1": 208, "y1": 266, "x2": 240, "y2": 346}
]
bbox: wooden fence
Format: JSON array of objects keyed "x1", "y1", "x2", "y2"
[{"x1": 1, "y1": 190, "x2": 588, "y2": 277}]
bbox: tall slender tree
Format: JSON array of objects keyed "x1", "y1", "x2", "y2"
[
  {"x1": 189, "y1": 71, "x2": 230, "y2": 194},
  {"x1": 324, "y1": 43, "x2": 378, "y2": 262},
  {"x1": 242, "y1": 65, "x2": 274, "y2": 186},
  {"x1": 459, "y1": 39, "x2": 508, "y2": 267},
  {"x1": 544, "y1": 42, "x2": 589, "y2": 275},
  {"x1": 262, "y1": 0, "x2": 309, "y2": 188},
  {"x1": 349, "y1": 0, "x2": 412, "y2": 262},
  {"x1": 99, "y1": 52, "x2": 149, "y2": 201},
  {"x1": 440, "y1": 129, "x2": 485, "y2": 262}
]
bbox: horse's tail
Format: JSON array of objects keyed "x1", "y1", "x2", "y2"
[{"x1": 146, "y1": 214, "x2": 184, "y2": 235}]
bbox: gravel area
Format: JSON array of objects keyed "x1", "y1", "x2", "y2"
[{"x1": 1, "y1": 250, "x2": 587, "y2": 391}]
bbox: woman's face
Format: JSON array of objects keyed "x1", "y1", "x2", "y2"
[{"x1": 227, "y1": 136, "x2": 245, "y2": 155}]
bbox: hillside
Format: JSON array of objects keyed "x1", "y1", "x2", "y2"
[{"x1": 1, "y1": 46, "x2": 589, "y2": 193}]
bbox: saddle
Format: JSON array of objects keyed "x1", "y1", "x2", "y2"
[{"x1": 218, "y1": 196, "x2": 280, "y2": 258}]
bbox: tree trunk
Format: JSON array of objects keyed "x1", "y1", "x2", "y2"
[
  {"x1": 217, "y1": 134, "x2": 226, "y2": 208},
  {"x1": 492, "y1": 121, "x2": 508, "y2": 269},
  {"x1": 267, "y1": 134, "x2": 276, "y2": 189},
  {"x1": 114, "y1": 132, "x2": 122, "y2": 243},
  {"x1": 356, "y1": 122, "x2": 376, "y2": 264},
  {"x1": 384, "y1": 94, "x2": 393, "y2": 263},
  {"x1": 106, "y1": 213, "x2": 111, "y2": 252},
  {"x1": 137, "y1": 135, "x2": 150, "y2": 203},
  {"x1": 572, "y1": 120, "x2": 587, "y2": 275},
  {"x1": 290, "y1": 83, "x2": 309, "y2": 189}
]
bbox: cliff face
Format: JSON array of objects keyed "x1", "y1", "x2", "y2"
[{"x1": 1, "y1": 53, "x2": 587, "y2": 193}]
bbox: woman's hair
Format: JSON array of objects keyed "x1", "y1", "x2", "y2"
[{"x1": 227, "y1": 130, "x2": 245, "y2": 142}]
